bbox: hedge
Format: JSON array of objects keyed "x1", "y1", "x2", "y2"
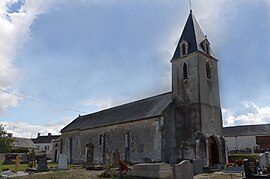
[{"x1": 228, "y1": 153, "x2": 260, "y2": 162}]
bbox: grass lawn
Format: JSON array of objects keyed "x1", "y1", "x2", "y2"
[{"x1": 0, "y1": 163, "x2": 82, "y2": 172}]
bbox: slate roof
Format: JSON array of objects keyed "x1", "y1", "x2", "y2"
[
  {"x1": 61, "y1": 92, "x2": 172, "y2": 133},
  {"x1": 12, "y1": 137, "x2": 37, "y2": 149},
  {"x1": 32, "y1": 135, "x2": 61, "y2": 144},
  {"x1": 223, "y1": 124, "x2": 270, "y2": 137},
  {"x1": 172, "y1": 11, "x2": 214, "y2": 60}
]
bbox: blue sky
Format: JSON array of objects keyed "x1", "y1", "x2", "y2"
[{"x1": 0, "y1": 0, "x2": 269, "y2": 138}]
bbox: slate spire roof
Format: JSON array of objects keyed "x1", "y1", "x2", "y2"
[{"x1": 172, "y1": 11, "x2": 214, "y2": 60}]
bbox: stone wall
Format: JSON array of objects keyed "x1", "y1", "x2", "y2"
[{"x1": 61, "y1": 117, "x2": 163, "y2": 164}]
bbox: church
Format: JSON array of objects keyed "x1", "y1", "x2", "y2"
[{"x1": 60, "y1": 11, "x2": 226, "y2": 168}]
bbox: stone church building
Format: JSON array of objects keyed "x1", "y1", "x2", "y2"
[{"x1": 60, "y1": 11, "x2": 226, "y2": 168}]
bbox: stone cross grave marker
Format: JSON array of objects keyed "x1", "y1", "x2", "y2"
[
  {"x1": 174, "y1": 160, "x2": 193, "y2": 179},
  {"x1": 15, "y1": 155, "x2": 20, "y2": 173},
  {"x1": 58, "y1": 154, "x2": 68, "y2": 169}
]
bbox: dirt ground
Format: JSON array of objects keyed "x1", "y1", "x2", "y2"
[{"x1": 11, "y1": 169, "x2": 245, "y2": 179}]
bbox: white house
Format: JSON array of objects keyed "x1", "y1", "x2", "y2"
[
  {"x1": 32, "y1": 133, "x2": 60, "y2": 159},
  {"x1": 223, "y1": 124, "x2": 270, "y2": 152}
]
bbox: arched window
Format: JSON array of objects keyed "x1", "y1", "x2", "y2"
[
  {"x1": 206, "y1": 43, "x2": 210, "y2": 55},
  {"x1": 206, "y1": 61, "x2": 211, "y2": 79},
  {"x1": 181, "y1": 44, "x2": 186, "y2": 56},
  {"x1": 183, "y1": 63, "x2": 188, "y2": 80},
  {"x1": 180, "y1": 40, "x2": 188, "y2": 57}
]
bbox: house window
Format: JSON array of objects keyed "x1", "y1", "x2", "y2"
[
  {"x1": 206, "y1": 61, "x2": 211, "y2": 79},
  {"x1": 183, "y1": 63, "x2": 188, "y2": 80}
]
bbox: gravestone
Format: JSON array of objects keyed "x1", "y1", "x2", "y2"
[
  {"x1": 193, "y1": 159, "x2": 203, "y2": 175},
  {"x1": 174, "y1": 160, "x2": 193, "y2": 179},
  {"x1": 127, "y1": 163, "x2": 172, "y2": 178},
  {"x1": 37, "y1": 158, "x2": 48, "y2": 172},
  {"x1": 58, "y1": 154, "x2": 68, "y2": 169},
  {"x1": 259, "y1": 153, "x2": 266, "y2": 170},
  {"x1": 265, "y1": 152, "x2": 270, "y2": 166},
  {"x1": 243, "y1": 158, "x2": 257, "y2": 179}
]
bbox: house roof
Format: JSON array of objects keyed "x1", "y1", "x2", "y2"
[
  {"x1": 172, "y1": 11, "x2": 214, "y2": 60},
  {"x1": 12, "y1": 137, "x2": 37, "y2": 149},
  {"x1": 61, "y1": 92, "x2": 172, "y2": 133},
  {"x1": 32, "y1": 135, "x2": 61, "y2": 144},
  {"x1": 223, "y1": 124, "x2": 270, "y2": 137}
]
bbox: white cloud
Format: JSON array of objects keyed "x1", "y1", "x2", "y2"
[
  {"x1": 2, "y1": 117, "x2": 72, "y2": 138},
  {"x1": 80, "y1": 98, "x2": 113, "y2": 109},
  {"x1": 0, "y1": 0, "x2": 59, "y2": 114},
  {"x1": 223, "y1": 101, "x2": 270, "y2": 127}
]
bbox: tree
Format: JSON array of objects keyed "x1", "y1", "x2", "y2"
[{"x1": 0, "y1": 124, "x2": 13, "y2": 153}]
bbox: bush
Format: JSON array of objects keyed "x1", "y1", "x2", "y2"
[
  {"x1": 2, "y1": 167, "x2": 9, "y2": 171},
  {"x1": 28, "y1": 161, "x2": 36, "y2": 168}
]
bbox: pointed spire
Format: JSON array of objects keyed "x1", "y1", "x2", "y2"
[{"x1": 172, "y1": 11, "x2": 213, "y2": 60}]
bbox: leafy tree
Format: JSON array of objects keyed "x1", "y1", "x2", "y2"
[{"x1": 0, "y1": 124, "x2": 13, "y2": 153}]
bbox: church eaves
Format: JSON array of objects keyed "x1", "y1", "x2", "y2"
[{"x1": 172, "y1": 11, "x2": 214, "y2": 60}]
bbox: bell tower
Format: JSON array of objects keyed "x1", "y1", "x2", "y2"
[{"x1": 171, "y1": 11, "x2": 225, "y2": 166}]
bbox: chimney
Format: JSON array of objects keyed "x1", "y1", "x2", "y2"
[
  {"x1": 37, "y1": 133, "x2": 40, "y2": 137},
  {"x1": 48, "y1": 133, "x2": 51, "y2": 136}
]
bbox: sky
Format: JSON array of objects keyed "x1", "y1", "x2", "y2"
[{"x1": 0, "y1": 0, "x2": 270, "y2": 138}]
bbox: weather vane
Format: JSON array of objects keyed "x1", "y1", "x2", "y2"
[{"x1": 189, "y1": 0, "x2": 192, "y2": 12}]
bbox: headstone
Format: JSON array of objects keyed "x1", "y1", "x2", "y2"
[
  {"x1": 37, "y1": 158, "x2": 48, "y2": 172},
  {"x1": 174, "y1": 160, "x2": 193, "y2": 179},
  {"x1": 259, "y1": 153, "x2": 266, "y2": 170},
  {"x1": 243, "y1": 158, "x2": 257, "y2": 179},
  {"x1": 193, "y1": 159, "x2": 203, "y2": 175},
  {"x1": 265, "y1": 152, "x2": 270, "y2": 165},
  {"x1": 127, "y1": 163, "x2": 172, "y2": 178},
  {"x1": 58, "y1": 154, "x2": 68, "y2": 169}
]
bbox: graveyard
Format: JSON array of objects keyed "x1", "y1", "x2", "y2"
[{"x1": 1, "y1": 151, "x2": 270, "y2": 178}]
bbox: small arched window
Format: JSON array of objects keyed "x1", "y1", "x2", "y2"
[
  {"x1": 205, "y1": 43, "x2": 210, "y2": 55},
  {"x1": 206, "y1": 61, "x2": 211, "y2": 79},
  {"x1": 181, "y1": 44, "x2": 186, "y2": 56},
  {"x1": 183, "y1": 63, "x2": 188, "y2": 80},
  {"x1": 180, "y1": 40, "x2": 188, "y2": 57}
]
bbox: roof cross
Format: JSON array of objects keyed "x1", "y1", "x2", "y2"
[{"x1": 189, "y1": 0, "x2": 192, "y2": 12}]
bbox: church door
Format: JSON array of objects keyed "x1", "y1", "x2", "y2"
[
  {"x1": 208, "y1": 136, "x2": 219, "y2": 165},
  {"x1": 86, "y1": 143, "x2": 94, "y2": 164}
]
